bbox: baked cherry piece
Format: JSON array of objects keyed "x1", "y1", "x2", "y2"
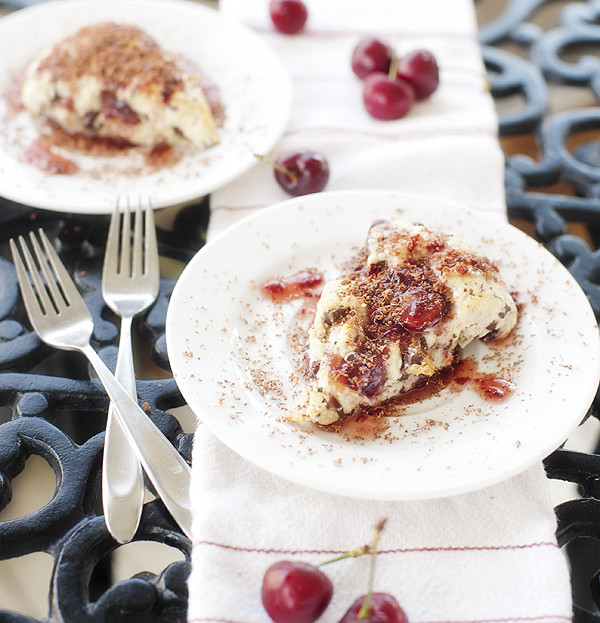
[
  {"x1": 396, "y1": 49, "x2": 439, "y2": 99},
  {"x1": 269, "y1": 0, "x2": 308, "y2": 34},
  {"x1": 351, "y1": 38, "x2": 393, "y2": 79},
  {"x1": 274, "y1": 150, "x2": 330, "y2": 196},
  {"x1": 398, "y1": 290, "x2": 444, "y2": 331},
  {"x1": 338, "y1": 593, "x2": 409, "y2": 623},
  {"x1": 362, "y1": 72, "x2": 415, "y2": 120},
  {"x1": 262, "y1": 561, "x2": 333, "y2": 623}
]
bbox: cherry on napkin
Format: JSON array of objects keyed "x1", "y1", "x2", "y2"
[
  {"x1": 207, "y1": 0, "x2": 507, "y2": 234},
  {"x1": 187, "y1": 1, "x2": 573, "y2": 622}
]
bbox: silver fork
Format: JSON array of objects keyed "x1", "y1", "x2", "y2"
[
  {"x1": 10, "y1": 229, "x2": 192, "y2": 539},
  {"x1": 101, "y1": 197, "x2": 159, "y2": 543}
]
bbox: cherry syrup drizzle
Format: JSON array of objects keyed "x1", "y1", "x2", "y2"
[
  {"x1": 262, "y1": 269, "x2": 324, "y2": 303},
  {"x1": 452, "y1": 358, "x2": 515, "y2": 402},
  {"x1": 24, "y1": 139, "x2": 78, "y2": 175},
  {"x1": 331, "y1": 357, "x2": 515, "y2": 440}
]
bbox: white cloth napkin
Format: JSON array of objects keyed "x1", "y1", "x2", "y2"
[{"x1": 187, "y1": 1, "x2": 574, "y2": 621}]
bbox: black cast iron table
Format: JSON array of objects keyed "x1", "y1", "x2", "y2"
[{"x1": 1, "y1": 0, "x2": 600, "y2": 621}]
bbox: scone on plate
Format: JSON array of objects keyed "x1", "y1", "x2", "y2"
[
  {"x1": 21, "y1": 22, "x2": 220, "y2": 149},
  {"x1": 288, "y1": 220, "x2": 518, "y2": 426}
]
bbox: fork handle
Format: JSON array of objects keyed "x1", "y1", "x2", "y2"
[
  {"x1": 82, "y1": 343, "x2": 193, "y2": 539},
  {"x1": 102, "y1": 315, "x2": 146, "y2": 543}
]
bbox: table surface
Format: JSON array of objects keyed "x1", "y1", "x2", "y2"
[{"x1": 0, "y1": 0, "x2": 599, "y2": 621}]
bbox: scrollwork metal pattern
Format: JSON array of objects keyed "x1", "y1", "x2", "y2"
[
  {"x1": 480, "y1": 0, "x2": 600, "y2": 618},
  {"x1": 0, "y1": 203, "x2": 207, "y2": 623},
  {"x1": 0, "y1": 0, "x2": 600, "y2": 620}
]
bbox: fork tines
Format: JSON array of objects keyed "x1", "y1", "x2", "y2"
[
  {"x1": 107, "y1": 196, "x2": 156, "y2": 280},
  {"x1": 10, "y1": 229, "x2": 75, "y2": 319}
]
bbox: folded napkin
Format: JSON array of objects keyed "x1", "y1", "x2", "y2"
[{"x1": 187, "y1": 1, "x2": 573, "y2": 621}]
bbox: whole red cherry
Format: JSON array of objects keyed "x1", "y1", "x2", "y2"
[
  {"x1": 351, "y1": 38, "x2": 393, "y2": 79},
  {"x1": 269, "y1": 0, "x2": 308, "y2": 35},
  {"x1": 396, "y1": 49, "x2": 440, "y2": 100},
  {"x1": 338, "y1": 592, "x2": 409, "y2": 623},
  {"x1": 362, "y1": 72, "x2": 415, "y2": 120},
  {"x1": 261, "y1": 560, "x2": 333, "y2": 623},
  {"x1": 273, "y1": 150, "x2": 330, "y2": 196}
]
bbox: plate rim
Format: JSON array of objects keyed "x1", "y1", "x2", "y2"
[
  {"x1": 166, "y1": 188, "x2": 600, "y2": 500},
  {"x1": 0, "y1": 0, "x2": 292, "y2": 214}
]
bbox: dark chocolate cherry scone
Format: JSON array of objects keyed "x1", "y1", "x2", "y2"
[
  {"x1": 21, "y1": 22, "x2": 219, "y2": 150},
  {"x1": 287, "y1": 220, "x2": 518, "y2": 426}
]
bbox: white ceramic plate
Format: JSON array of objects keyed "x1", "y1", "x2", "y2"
[
  {"x1": 0, "y1": 0, "x2": 291, "y2": 214},
  {"x1": 166, "y1": 190, "x2": 600, "y2": 500}
]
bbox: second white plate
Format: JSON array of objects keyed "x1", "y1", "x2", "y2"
[
  {"x1": 0, "y1": 0, "x2": 292, "y2": 213},
  {"x1": 167, "y1": 190, "x2": 600, "y2": 500}
]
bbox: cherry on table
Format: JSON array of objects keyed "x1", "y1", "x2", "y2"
[
  {"x1": 269, "y1": 0, "x2": 308, "y2": 34},
  {"x1": 351, "y1": 38, "x2": 393, "y2": 79},
  {"x1": 396, "y1": 49, "x2": 440, "y2": 100},
  {"x1": 338, "y1": 592, "x2": 409, "y2": 623},
  {"x1": 362, "y1": 72, "x2": 415, "y2": 120},
  {"x1": 261, "y1": 150, "x2": 329, "y2": 196},
  {"x1": 261, "y1": 560, "x2": 333, "y2": 623}
]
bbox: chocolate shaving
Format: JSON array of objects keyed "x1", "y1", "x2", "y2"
[{"x1": 37, "y1": 22, "x2": 184, "y2": 94}]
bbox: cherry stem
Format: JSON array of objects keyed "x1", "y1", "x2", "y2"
[
  {"x1": 315, "y1": 544, "x2": 372, "y2": 568},
  {"x1": 388, "y1": 47, "x2": 399, "y2": 80},
  {"x1": 358, "y1": 518, "x2": 388, "y2": 620},
  {"x1": 254, "y1": 153, "x2": 298, "y2": 181}
]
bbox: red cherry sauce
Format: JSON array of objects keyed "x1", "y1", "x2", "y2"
[
  {"x1": 262, "y1": 269, "x2": 324, "y2": 303},
  {"x1": 332, "y1": 357, "x2": 515, "y2": 439},
  {"x1": 24, "y1": 139, "x2": 78, "y2": 175},
  {"x1": 452, "y1": 358, "x2": 515, "y2": 402}
]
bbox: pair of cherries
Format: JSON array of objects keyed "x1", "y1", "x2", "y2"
[
  {"x1": 262, "y1": 561, "x2": 406, "y2": 623},
  {"x1": 261, "y1": 520, "x2": 408, "y2": 623}
]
